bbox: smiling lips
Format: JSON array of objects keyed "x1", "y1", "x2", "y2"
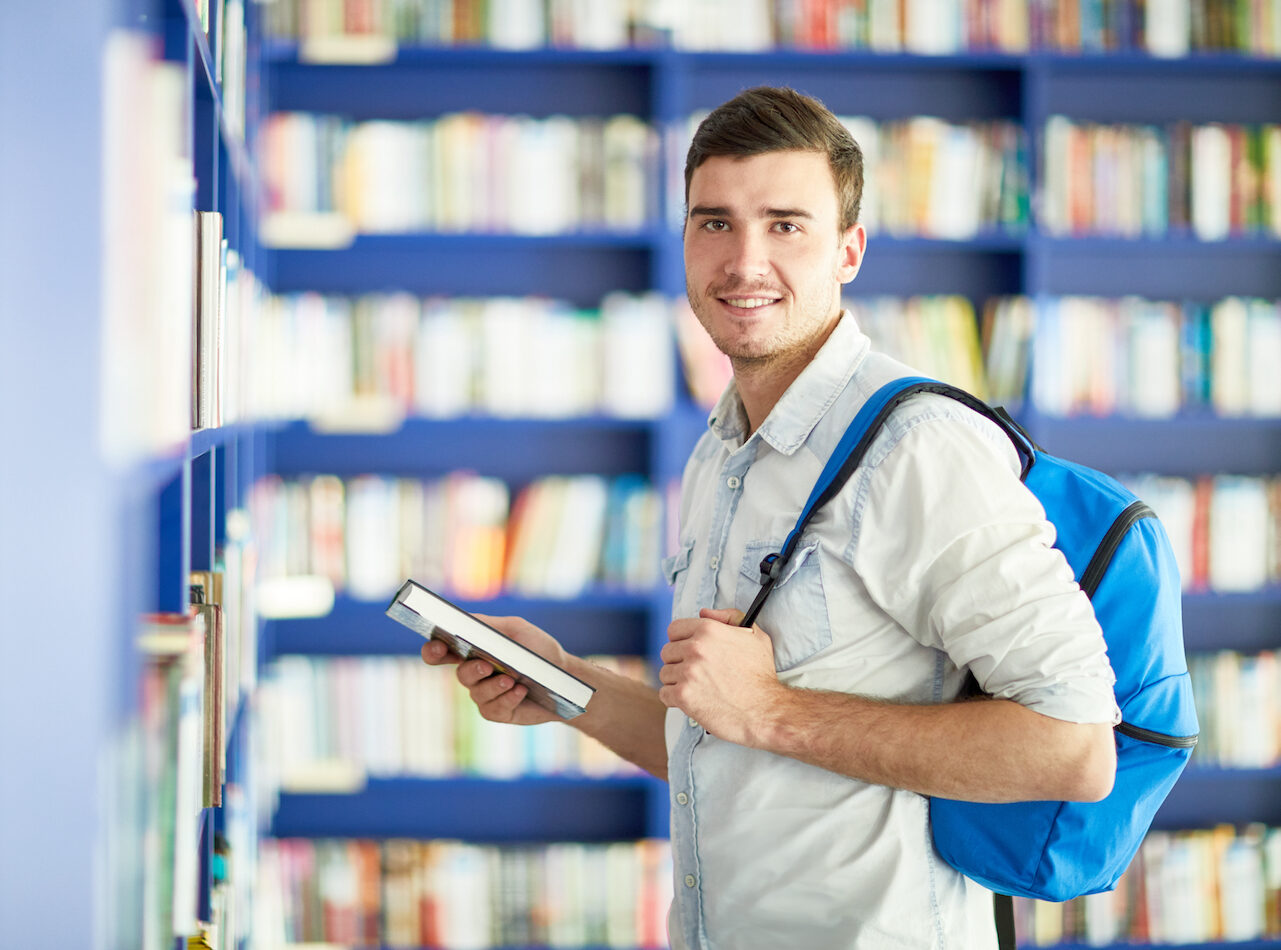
[{"x1": 722, "y1": 297, "x2": 779, "y2": 309}]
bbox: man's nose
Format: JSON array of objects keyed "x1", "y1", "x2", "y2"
[{"x1": 725, "y1": 229, "x2": 770, "y2": 279}]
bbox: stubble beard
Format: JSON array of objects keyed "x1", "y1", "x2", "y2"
[{"x1": 686, "y1": 281, "x2": 839, "y2": 373}]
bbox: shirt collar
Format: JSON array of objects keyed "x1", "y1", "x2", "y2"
[{"x1": 706, "y1": 311, "x2": 870, "y2": 455}]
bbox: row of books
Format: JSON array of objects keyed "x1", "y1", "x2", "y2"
[
  {"x1": 1014, "y1": 824, "x2": 1281, "y2": 945},
  {"x1": 1124, "y1": 474, "x2": 1281, "y2": 593},
  {"x1": 118, "y1": 564, "x2": 256, "y2": 950},
  {"x1": 1189, "y1": 649, "x2": 1281, "y2": 769},
  {"x1": 258, "y1": 111, "x2": 658, "y2": 240},
  {"x1": 250, "y1": 472, "x2": 664, "y2": 601},
  {"x1": 846, "y1": 295, "x2": 990, "y2": 400},
  {"x1": 260, "y1": 0, "x2": 1281, "y2": 57},
  {"x1": 980, "y1": 295, "x2": 1281, "y2": 418},
  {"x1": 100, "y1": 34, "x2": 267, "y2": 460},
  {"x1": 261, "y1": 110, "x2": 1027, "y2": 242},
  {"x1": 261, "y1": 655, "x2": 647, "y2": 790},
  {"x1": 1041, "y1": 117, "x2": 1281, "y2": 241},
  {"x1": 257, "y1": 837, "x2": 673, "y2": 948},
  {"x1": 249, "y1": 292, "x2": 675, "y2": 424},
  {"x1": 836, "y1": 116, "x2": 1029, "y2": 239},
  {"x1": 101, "y1": 37, "x2": 193, "y2": 464}
]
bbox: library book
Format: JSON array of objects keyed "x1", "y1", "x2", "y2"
[{"x1": 386, "y1": 579, "x2": 594, "y2": 719}]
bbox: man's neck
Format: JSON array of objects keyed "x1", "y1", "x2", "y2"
[{"x1": 732, "y1": 314, "x2": 842, "y2": 437}]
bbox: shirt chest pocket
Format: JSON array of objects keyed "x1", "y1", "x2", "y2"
[
  {"x1": 661, "y1": 537, "x2": 697, "y2": 619},
  {"x1": 735, "y1": 539, "x2": 833, "y2": 672}
]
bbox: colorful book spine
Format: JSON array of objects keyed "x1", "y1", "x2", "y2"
[
  {"x1": 1124, "y1": 473, "x2": 1281, "y2": 593},
  {"x1": 249, "y1": 472, "x2": 665, "y2": 601},
  {"x1": 247, "y1": 292, "x2": 675, "y2": 424},
  {"x1": 262, "y1": 655, "x2": 652, "y2": 788},
  {"x1": 1014, "y1": 824, "x2": 1281, "y2": 945},
  {"x1": 982, "y1": 295, "x2": 1281, "y2": 419},
  {"x1": 258, "y1": 112, "x2": 658, "y2": 238},
  {"x1": 257, "y1": 837, "x2": 674, "y2": 948},
  {"x1": 1041, "y1": 117, "x2": 1281, "y2": 241},
  {"x1": 261, "y1": 0, "x2": 1281, "y2": 57}
]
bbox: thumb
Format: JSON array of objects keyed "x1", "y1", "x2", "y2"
[{"x1": 699, "y1": 607, "x2": 746, "y2": 627}]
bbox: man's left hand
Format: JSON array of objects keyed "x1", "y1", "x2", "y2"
[{"x1": 658, "y1": 607, "x2": 786, "y2": 747}]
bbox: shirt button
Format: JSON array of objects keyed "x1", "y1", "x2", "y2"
[
  {"x1": 709, "y1": 555, "x2": 720, "y2": 570},
  {"x1": 727, "y1": 475, "x2": 741, "y2": 489},
  {"x1": 688, "y1": 716, "x2": 698, "y2": 728},
  {"x1": 676, "y1": 792, "x2": 689, "y2": 805},
  {"x1": 685, "y1": 874, "x2": 697, "y2": 888}
]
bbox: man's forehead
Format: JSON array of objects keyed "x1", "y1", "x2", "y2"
[{"x1": 688, "y1": 151, "x2": 837, "y2": 212}]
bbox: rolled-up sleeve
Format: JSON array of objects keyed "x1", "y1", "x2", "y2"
[{"x1": 849, "y1": 397, "x2": 1120, "y2": 726}]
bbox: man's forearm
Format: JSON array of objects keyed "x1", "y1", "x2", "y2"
[
  {"x1": 566, "y1": 655, "x2": 670, "y2": 781},
  {"x1": 749, "y1": 687, "x2": 1116, "y2": 803}
]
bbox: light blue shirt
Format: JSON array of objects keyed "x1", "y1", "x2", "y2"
[{"x1": 661, "y1": 313, "x2": 1119, "y2": 949}]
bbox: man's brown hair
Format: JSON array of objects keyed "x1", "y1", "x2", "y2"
[{"x1": 684, "y1": 86, "x2": 865, "y2": 232}]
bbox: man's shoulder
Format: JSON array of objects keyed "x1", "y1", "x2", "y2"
[{"x1": 808, "y1": 353, "x2": 1016, "y2": 476}]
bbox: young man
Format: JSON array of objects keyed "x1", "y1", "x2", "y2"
[{"x1": 422, "y1": 87, "x2": 1119, "y2": 949}]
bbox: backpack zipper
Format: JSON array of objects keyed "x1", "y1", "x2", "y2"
[
  {"x1": 1079, "y1": 500, "x2": 1200, "y2": 750},
  {"x1": 1115, "y1": 720, "x2": 1199, "y2": 749},
  {"x1": 1079, "y1": 500, "x2": 1155, "y2": 599}
]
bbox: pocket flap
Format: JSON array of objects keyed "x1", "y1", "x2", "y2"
[{"x1": 661, "y1": 538, "x2": 695, "y2": 587}]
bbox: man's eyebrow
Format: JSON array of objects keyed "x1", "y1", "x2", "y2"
[
  {"x1": 687, "y1": 205, "x2": 815, "y2": 219},
  {"x1": 764, "y1": 207, "x2": 814, "y2": 219}
]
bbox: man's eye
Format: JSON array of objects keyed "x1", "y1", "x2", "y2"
[
  {"x1": 774, "y1": 221, "x2": 799, "y2": 233},
  {"x1": 701, "y1": 220, "x2": 728, "y2": 232}
]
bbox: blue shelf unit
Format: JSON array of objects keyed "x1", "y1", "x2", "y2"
[{"x1": 253, "y1": 36, "x2": 1281, "y2": 950}]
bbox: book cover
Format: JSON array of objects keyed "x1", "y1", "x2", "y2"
[{"x1": 385, "y1": 579, "x2": 593, "y2": 719}]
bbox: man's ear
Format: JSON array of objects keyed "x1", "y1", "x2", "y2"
[{"x1": 836, "y1": 224, "x2": 867, "y2": 284}]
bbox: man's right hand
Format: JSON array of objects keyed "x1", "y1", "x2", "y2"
[{"x1": 419, "y1": 614, "x2": 571, "y2": 726}]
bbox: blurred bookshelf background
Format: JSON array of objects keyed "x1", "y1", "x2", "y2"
[{"x1": 4, "y1": 0, "x2": 1281, "y2": 947}]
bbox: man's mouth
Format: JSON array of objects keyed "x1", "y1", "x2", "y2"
[{"x1": 720, "y1": 296, "x2": 780, "y2": 310}]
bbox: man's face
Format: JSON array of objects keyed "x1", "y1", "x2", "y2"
[{"x1": 683, "y1": 150, "x2": 865, "y2": 368}]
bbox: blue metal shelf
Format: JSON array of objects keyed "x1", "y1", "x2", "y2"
[
  {"x1": 1028, "y1": 237, "x2": 1281, "y2": 300},
  {"x1": 1183, "y1": 589, "x2": 1281, "y2": 653},
  {"x1": 262, "y1": 39, "x2": 662, "y2": 66},
  {"x1": 1155, "y1": 766, "x2": 1281, "y2": 829},
  {"x1": 1024, "y1": 941, "x2": 1281, "y2": 950},
  {"x1": 265, "y1": 590, "x2": 658, "y2": 659},
  {"x1": 267, "y1": 234, "x2": 660, "y2": 305},
  {"x1": 1020, "y1": 411, "x2": 1281, "y2": 477},
  {"x1": 267, "y1": 415, "x2": 657, "y2": 480},
  {"x1": 271, "y1": 775, "x2": 663, "y2": 841}
]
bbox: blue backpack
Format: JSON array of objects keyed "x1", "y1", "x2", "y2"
[{"x1": 742, "y1": 378, "x2": 1199, "y2": 917}]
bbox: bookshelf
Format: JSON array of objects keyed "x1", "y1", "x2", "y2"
[
  {"x1": 253, "y1": 23, "x2": 1281, "y2": 948},
  {"x1": 1, "y1": 0, "x2": 271, "y2": 945},
  {"x1": 6, "y1": 0, "x2": 1281, "y2": 945}
]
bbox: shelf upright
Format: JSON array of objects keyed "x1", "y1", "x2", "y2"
[{"x1": 0, "y1": 1, "x2": 136, "y2": 946}]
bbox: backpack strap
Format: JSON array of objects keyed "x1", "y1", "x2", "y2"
[
  {"x1": 740, "y1": 376, "x2": 1035, "y2": 628},
  {"x1": 738, "y1": 375, "x2": 1032, "y2": 948}
]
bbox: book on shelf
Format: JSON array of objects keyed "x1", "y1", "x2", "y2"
[
  {"x1": 259, "y1": 837, "x2": 673, "y2": 948},
  {"x1": 250, "y1": 471, "x2": 664, "y2": 601},
  {"x1": 265, "y1": 654, "x2": 647, "y2": 785},
  {"x1": 100, "y1": 34, "x2": 195, "y2": 464},
  {"x1": 981, "y1": 294, "x2": 1281, "y2": 419},
  {"x1": 1125, "y1": 473, "x2": 1281, "y2": 592},
  {"x1": 189, "y1": 571, "x2": 225, "y2": 808},
  {"x1": 135, "y1": 611, "x2": 207, "y2": 950},
  {"x1": 1188, "y1": 648, "x2": 1281, "y2": 769},
  {"x1": 192, "y1": 209, "x2": 224, "y2": 430},
  {"x1": 386, "y1": 579, "x2": 595, "y2": 719},
  {"x1": 1041, "y1": 116, "x2": 1281, "y2": 240},
  {"x1": 258, "y1": 110, "x2": 657, "y2": 238},
  {"x1": 1013, "y1": 824, "x2": 1281, "y2": 945}
]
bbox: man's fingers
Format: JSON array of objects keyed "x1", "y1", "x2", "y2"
[
  {"x1": 700, "y1": 607, "x2": 745, "y2": 626},
  {"x1": 420, "y1": 639, "x2": 460, "y2": 666}
]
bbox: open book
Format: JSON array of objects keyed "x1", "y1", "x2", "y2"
[{"x1": 386, "y1": 579, "x2": 594, "y2": 719}]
